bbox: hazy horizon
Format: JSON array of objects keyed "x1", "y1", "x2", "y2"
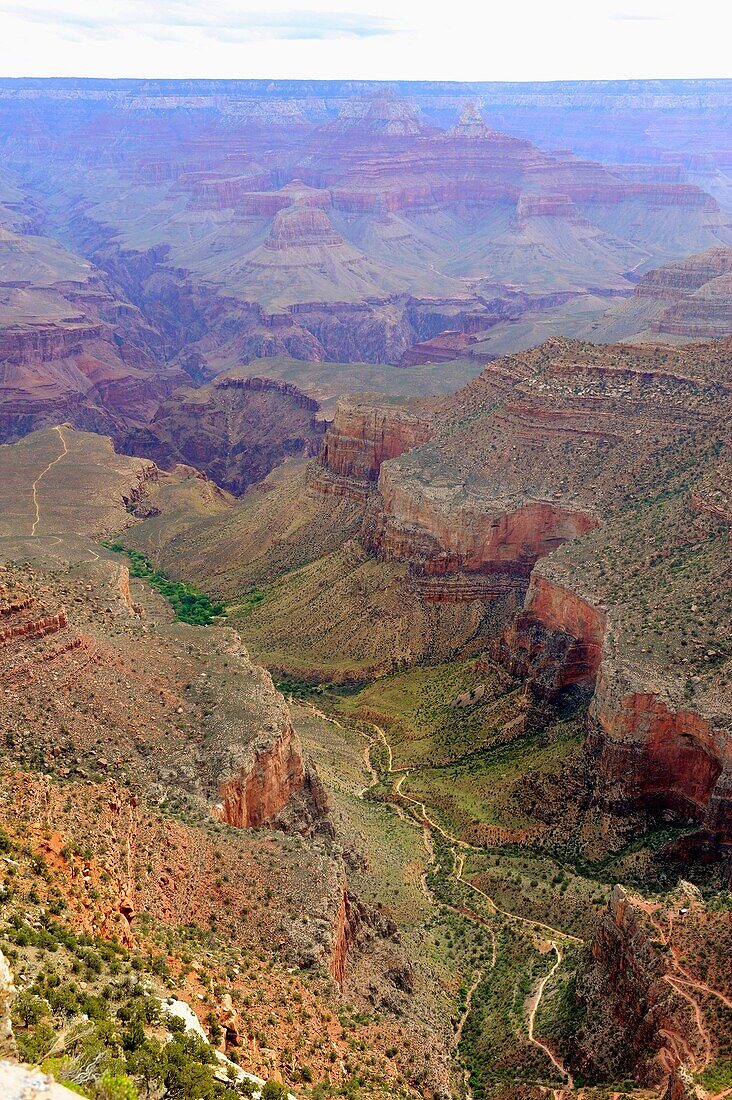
[{"x1": 1, "y1": 0, "x2": 730, "y2": 82}]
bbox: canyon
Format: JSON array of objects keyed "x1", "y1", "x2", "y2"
[
  {"x1": 0, "y1": 429, "x2": 461, "y2": 1098},
  {"x1": 123, "y1": 373, "x2": 325, "y2": 496},
  {"x1": 122, "y1": 333, "x2": 730, "y2": 869},
  {"x1": 309, "y1": 338, "x2": 732, "y2": 858},
  {"x1": 0, "y1": 76, "x2": 730, "y2": 1100},
  {"x1": 0, "y1": 80, "x2": 730, "y2": 412}
]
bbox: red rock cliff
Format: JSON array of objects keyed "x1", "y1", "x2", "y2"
[
  {"x1": 329, "y1": 877, "x2": 353, "y2": 990},
  {"x1": 587, "y1": 668, "x2": 731, "y2": 845},
  {"x1": 568, "y1": 886, "x2": 698, "y2": 1085},
  {"x1": 317, "y1": 398, "x2": 434, "y2": 484},
  {"x1": 217, "y1": 720, "x2": 306, "y2": 829},
  {"x1": 497, "y1": 573, "x2": 606, "y2": 698},
  {"x1": 367, "y1": 465, "x2": 598, "y2": 581}
]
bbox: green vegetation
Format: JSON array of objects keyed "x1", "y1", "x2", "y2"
[
  {"x1": 275, "y1": 676, "x2": 365, "y2": 700},
  {"x1": 335, "y1": 658, "x2": 519, "y2": 767},
  {"x1": 463, "y1": 848, "x2": 610, "y2": 940},
  {"x1": 396, "y1": 714, "x2": 583, "y2": 841},
  {"x1": 700, "y1": 1058, "x2": 732, "y2": 1094},
  {"x1": 104, "y1": 544, "x2": 226, "y2": 625},
  {"x1": 460, "y1": 927, "x2": 563, "y2": 1097},
  {"x1": 4, "y1": 911, "x2": 251, "y2": 1100}
]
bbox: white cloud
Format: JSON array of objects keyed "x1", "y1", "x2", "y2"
[
  {"x1": 8, "y1": 2, "x2": 401, "y2": 38},
  {"x1": 0, "y1": 0, "x2": 728, "y2": 79}
]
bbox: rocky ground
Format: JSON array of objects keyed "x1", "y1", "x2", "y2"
[
  {"x1": 105, "y1": 333, "x2": 732, "y2": 1100},
  {"x1": 0, "y1": 333, "x2": 729, "y2": 1100}
]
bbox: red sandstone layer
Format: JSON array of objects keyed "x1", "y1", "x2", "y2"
[
  {"x1": 217, "y1": 721, "x2": 306, "y2": 829},
  {"x1": 0, "y1": 585, "x2": 70, "y2": 653},
  {"x1": 588, "y1": 669, "x2": 730, "y2": 843},
  {"x1": 318, "y1": 398, "x2": 434, "y2": 484},
  {"x1": 329, "y1": 878, "x2": 353, "y2": 990},
  {"x1": 497, "y1": 574, "x2": 606, "y2": 696},
  {"x1": 368, "y1": 466, "x2": 598, "y2": 579}
]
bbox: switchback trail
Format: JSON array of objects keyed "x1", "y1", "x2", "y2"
[
  {"x1": 32, "y1": 534, "x2": 100, "y2": 563},
  {"x1": 395, "y1": 777, "x2": 583, "y2": 946},
  {"x1": 644, "y1": 908, "x2": 731, "y2": 1072},
  {"x1": 305, "y1": 701, "x2": 579, "y2": 1087},
  {"x1": 526, "y1": 943, "x2": 575, "y2": 1087},
  {"x1": 30, "y1": 425, "x2": 69, "y2": 536}
]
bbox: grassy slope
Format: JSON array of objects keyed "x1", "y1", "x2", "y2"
[{"x1": 204, "y1": 356, "x2": 483, "y2": 416}]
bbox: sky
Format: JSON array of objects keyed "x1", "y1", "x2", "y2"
[{"x1": 0, "y1": 0, "x2": 729, "y2": 82}]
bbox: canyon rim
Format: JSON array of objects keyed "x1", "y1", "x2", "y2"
[{"x1": 0, "y1": 7, "x2": 730, "y2": 1100}]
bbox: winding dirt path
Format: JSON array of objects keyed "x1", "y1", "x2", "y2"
[
  {"x1": 306, "y1": 702, "x2": 580, "y2": 1087},
  {"x1": 389, "y1": 728, "x2": 578, "y2": 1085},
  {"x1": 396, "y1": 775, "x2": 583, "y2": 946},
  {"x1": 526, "y1": 943, "x2": 575, "y2": 1087},
  {"x1": 644, "y1": 909, "x2": 730, "y2": 1072},
  {"x1": 452, "y1": 849, "x2": 584, "y2": 946},
  {"x1": 30, "y1": 425, "x2": 68, "y2": 536},
  {"x1": 30, "y1": 534, "x2": 100, "y2": 563},
  {"x1": 332, "y1": 698, "x2": 728, "y2": 1097},
  {"x1": 670, "y1": 975, "x2": 732, "y2": 1010},
  {"x1": 396, "y1": 773, "x2": 477, "y2": 851},
  {"x1": 304, "y1": 702, "x2": 380, "y2": 796},
  {"x1": 664, "y1": 979, "x2": 713, "y2": 1070}
]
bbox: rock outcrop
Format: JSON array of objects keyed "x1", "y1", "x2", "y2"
[
  {"x1": 217, "y1": 720, "x2": 306, "y2": 829},
  {"x1": 515, "y1": 193, "x2": 585, "y2": 221},
  {"x1": 636, "y1": 247, "x2": 732, "y2": 339},
  {"x1": 323, "y1": 88, "x2": 429, "y2": 139},
  {"x1": 636, "y1": 247, "x2": 732, "y2": 302},
  {"x1": 329, "y1": 878, "x2": 354, "y2": 989},
  {"x1": 496, "y1": 574, "x2": 606, "y2": 699},
  {"x1": 265, "y1": 205, "x2": 347, "y2": 252},
  {"x1": 0, "y1": 1061, "x2": 82, "y2": 1099},
  {"x1": 0, "y1": 605, "x2": 68, "y2": 649},
  {"x1": 218, "y1": 726, "x2": 333, "y2": 839},
  {"x1": 652, "y1": 273, "x2": 732, "y2": 339},
  {"x1": 568, "y1": 886, "x2": 696, "y2": 1084},
  {"x1": 317, "y1": 397, "x2": 434, "y2": 484},
  {"x1": 199, "y1": 632, "x2": 333, "y2": 837},
  {"x1": 366, "y1": 474, "x2": 598, "y2": 582},
  {"x1": 0, "y1": 951, "x2": 15, "y2": 1058},
  {"x1": 587, "y1": 668, "x2": 731, "y2": 845}
]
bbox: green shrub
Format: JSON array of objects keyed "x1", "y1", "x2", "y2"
[
  {"x1": 102, "y1": 545, "x2": 225, "y2": 626},
  {"x1": 93, "y1": 1071, "x2": 139, "y2": 1100},
  {"x1": 13, "y1": 992, "x2": 49, "y2": 1028},
  {"x1": 261, "y1": 1082, "x2": 288, "y2": 1100}
]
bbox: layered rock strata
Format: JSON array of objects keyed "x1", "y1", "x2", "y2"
[
  {"x1": 216, "y1": 712, "x2": 333, "y2": 839},
  {"x1": 568, "y1": 887, "x2": 698, "y2": 1084},
  {"x1": 587, "y1": 668, "x2": 731, "y2": 846},
  {"x1": 123, "y1": 373, "x2": 324, "y2": 495},
  {"x1": 317, "y1": 338, "x2": 730, "y2": 855},
  {"x1": 365, "y1": 477, "x2": 598, "y2": 580},
  {"x1": 496, "y1": 574, "x2": 606, "y2": 697},
  {"x1": 317, "y1": 397, "x2": 434, "y2": 484}
]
